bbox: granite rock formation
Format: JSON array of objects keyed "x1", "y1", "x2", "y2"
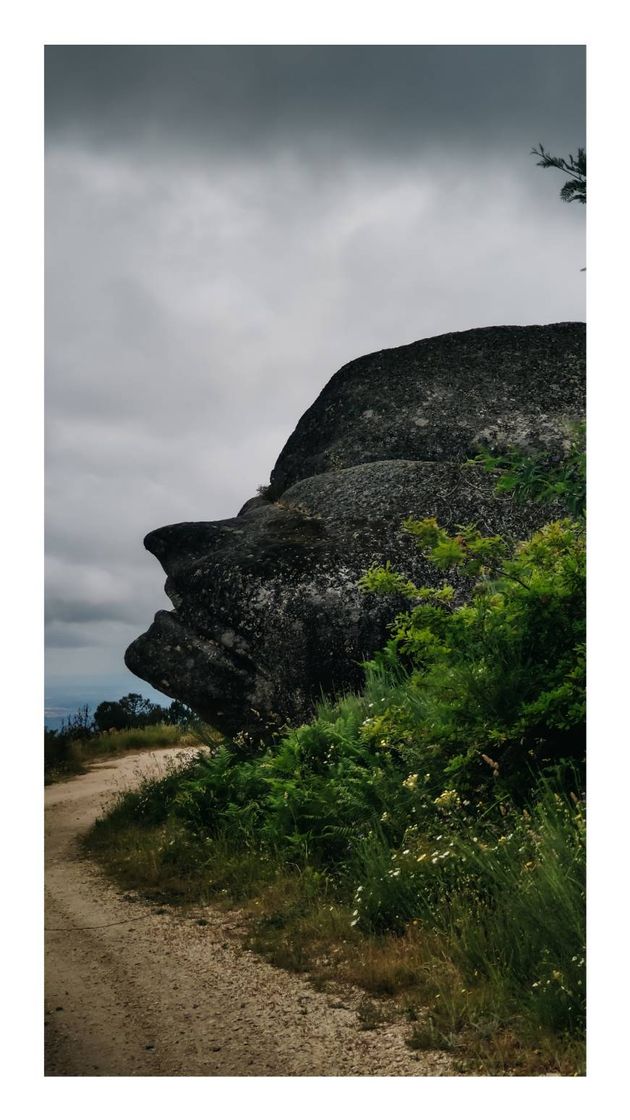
[{"x1": 125, "y1": 323, "x2": 585, "y2": 738}]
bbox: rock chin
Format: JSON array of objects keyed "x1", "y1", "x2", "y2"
[{"x1": 126, "y1": 322, "x2": 585, "y2": 739}]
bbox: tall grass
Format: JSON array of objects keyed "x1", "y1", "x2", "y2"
[
  {"x1": 350, "y1": 781, "x2": 585, "y2": 1035},
  {"x1": 44, "y1": 723, "x2": 200, "y2": 782},
  {"x1": 86, "y1": 732, "x2": 585, "y2": 1072},
  {"x1": 90, "y1": 724, "x2": 200, "y2": 753}
]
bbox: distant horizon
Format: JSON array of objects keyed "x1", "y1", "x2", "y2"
[{"x1": 44, "y1": 674, "x2": 172, "y2": 729}]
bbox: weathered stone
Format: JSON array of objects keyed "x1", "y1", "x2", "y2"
[
  {"x1": 125, "y1": 323, "x2": 585, "y2": 737},
  {"x1": 269, "y1": 323, "x2": 585, "y2": 495}
]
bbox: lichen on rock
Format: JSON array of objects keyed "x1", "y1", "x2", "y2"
[{"x1": 125, "y1": 322, "x2": 585, "y2": 738}]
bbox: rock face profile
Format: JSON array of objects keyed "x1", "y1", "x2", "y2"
[{"x1": 125, "y1": 323, "x2": 585, "y2": 738}]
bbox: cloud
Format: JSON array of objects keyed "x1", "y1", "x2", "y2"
[
  {"x1": 45, "y1": 46, "x2": 585, "y2": 699},
  {"x1": 45, "y1": 45, "x2": 585, "y2": 161}
]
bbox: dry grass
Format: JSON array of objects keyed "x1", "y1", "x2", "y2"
[
  {"x1": 240, "y1": 883, "x2": 585, "y2": 1076},
  {"x1": 45, "y1": 724, "x2": 206, "y2": 784}
]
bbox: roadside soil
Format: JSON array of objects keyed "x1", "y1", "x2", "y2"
[{"x1": 45, "y1": 747, "x2": 452, "y2": 1077}]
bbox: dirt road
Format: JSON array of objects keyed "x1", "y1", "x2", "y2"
[{"x1": 45, "y1": 748, "x2": 450, "y2": 1076}]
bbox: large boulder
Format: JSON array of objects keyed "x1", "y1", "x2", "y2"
[{"x1": 125, "y1": 323, "x2": 585, "y2": 738}]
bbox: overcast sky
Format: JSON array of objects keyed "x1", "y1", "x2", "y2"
[{"x1": 45, "y1": 45, "x2": 585, "y2": 718}]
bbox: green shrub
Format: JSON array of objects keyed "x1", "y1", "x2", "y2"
[{"x1": 360, "y1": 518, "x2": 585, "y2": 799}]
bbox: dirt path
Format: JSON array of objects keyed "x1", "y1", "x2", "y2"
[{"x1": 45, "y1": 748, "x2": 451, "y2": 1077}]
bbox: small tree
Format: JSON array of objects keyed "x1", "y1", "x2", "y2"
[
  {"x1": 531, "y1": 143, "x2": 586, "y2": 204},
  {"x1": 93, "y1": 699, "x2": 127, "y2": 732},
  {"x1": 119, "y1": 692, "x2": 158, "y2": 725},
  {"x1": 93, "y1": 693, "x2": 167, "y2": 731},
  {"x1": 167, "y1": 699, "x2": 196, "y2": 726}
]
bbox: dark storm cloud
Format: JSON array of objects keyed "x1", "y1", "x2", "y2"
[
  {"x1": 45, "y1": 45, "x2": 585, "y2": 697},
  {"x1": 46, "y1": 45, "x2": 585, "y2": 158}
]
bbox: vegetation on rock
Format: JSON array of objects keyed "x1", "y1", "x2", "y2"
[{"x1": 126, "y1": 324, "x2": 585, "y2": 737}]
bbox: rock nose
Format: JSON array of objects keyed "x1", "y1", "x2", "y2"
[{"x1": 144, "y1": 521, "x2": 226, "y2": 572}]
